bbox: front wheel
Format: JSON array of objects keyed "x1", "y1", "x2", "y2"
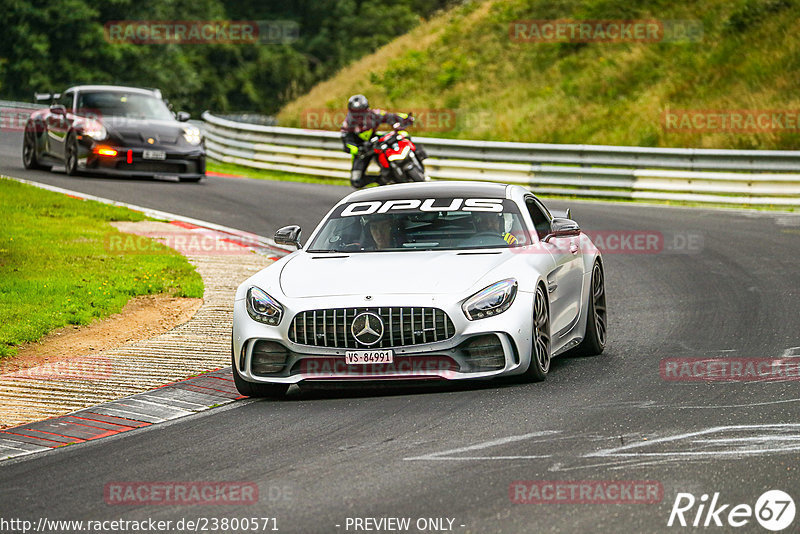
[
  {"x1": 521, "y1": 285, "x2": 551, "y2": 382},
  {"x1": 231, "y1": 353, "x2": 289, "y2": 398},
  {"x1": 65, "y1": 132, "x2": 79, "y2": 176},
  {"x1": 571, "y1": 261, "x2": 607, "y2": 356},
  {"x1": 404, "y1": 155, "x2": 426, "y2": 182}
]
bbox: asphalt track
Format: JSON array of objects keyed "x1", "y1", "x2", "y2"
[{"x1": 2, "y1": 128, "x2": 800, "y2": 533}]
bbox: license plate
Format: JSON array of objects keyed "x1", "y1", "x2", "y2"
[
  {"x1": 142, "y1": 150, "x2": 166, "y2": 160},
  {"x1": 345, "y1": 350, "x2": 393, "y2": 365}
]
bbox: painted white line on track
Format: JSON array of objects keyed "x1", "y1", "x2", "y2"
[
  {"x1": 587, "y1": 423, "x2": 800, "y2": 458},
  {"x1": 404, "y1": 430, "x2": 558, "y2": 461}
]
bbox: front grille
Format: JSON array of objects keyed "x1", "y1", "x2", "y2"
[
  {"x1": 122, "y1": 161, "x2": 185, "y2": 173},
  {"x1": 288, "y1": 307, "x2": 456, "y2": 349},
  {"x1": 120, "y1": 133, "x2": 179, "y2": 144}
]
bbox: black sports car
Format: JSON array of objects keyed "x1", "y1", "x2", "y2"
[{"x1": 22, "y1": 85, "x2": 205, "y2": 181}]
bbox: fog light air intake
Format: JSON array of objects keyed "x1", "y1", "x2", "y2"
[
  {"x1": 460, "y1": 334, "x2": 505, "y2": 371},
  {"x1": 251, "y1": 340, "x2": 288, "y2": 375}
]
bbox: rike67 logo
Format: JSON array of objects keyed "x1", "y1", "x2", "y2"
[{"x1": 668, "y1": 490, "x2": 795, "y2": 531}]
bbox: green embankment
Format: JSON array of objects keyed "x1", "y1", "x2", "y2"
[
  {"x1": 277, "y1": 0, "x2": 800, "y2": 150},
  {"x1": 0, "y1": 177, "x2": 203, "y2": 358}
]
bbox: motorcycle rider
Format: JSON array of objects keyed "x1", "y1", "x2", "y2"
[{"x1": 340, "y1": 94, "x2": 425, "y2": 188}]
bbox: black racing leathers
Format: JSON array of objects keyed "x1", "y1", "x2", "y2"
[{"x1": 340, "y1": 108, "x2": 409, "y2": 188}]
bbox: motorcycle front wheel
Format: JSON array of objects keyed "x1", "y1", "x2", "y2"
[{"x1": 404, "y1": 155, "x2": 427, "y2": 182}]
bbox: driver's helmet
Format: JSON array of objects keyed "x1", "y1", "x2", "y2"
[
  {"x1": 474, "y1": 211, "x2": 505, "y2": 233},
  {"x1": 347, "y1": 94, "x2": 369, "y2": 112}
]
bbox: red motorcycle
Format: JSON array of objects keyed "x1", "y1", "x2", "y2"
[{"x1": 368, "y1": 118, "x2": 428, "y2": 185}]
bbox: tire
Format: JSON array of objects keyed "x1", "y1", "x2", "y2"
[
  {"x1": 64, "y1": 132, "x2": 80, "y2": 176},
  {"x1": 571, "y1": 261, "x2": 607, "y2": 356},
  {"x1": 179, "y1": 176, "x2": 203, "y2": 183},
  {"x1": 406, "y1": 155, "x2": 426, "y2": 182},
  {"x1": 22, "y1": 122, "x2": 51, "y2": 171},
  {"x1": 231, "y1": 352, "x2": 289, "y2": 399},
  {"x1": 522, "y1": 284, "x2": 551, "y2": 382}
]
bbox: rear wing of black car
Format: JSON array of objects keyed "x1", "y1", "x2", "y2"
[{"x1": 34, "y1": 92, "x2": 61, "y2": 105}]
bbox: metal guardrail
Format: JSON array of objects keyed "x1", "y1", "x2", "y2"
[
  {"x1": 202, "y1": 112, "x2": 800, "y2": 206},
  {"x1": 4, "y1": 101, "x2": 794, "y2": 207},
  {"x1": 0, "y1": 100, "x2": 46, "y2": 132},
  {"x1": 0, "y1": 99, "x2": 47, "y2": 110}
]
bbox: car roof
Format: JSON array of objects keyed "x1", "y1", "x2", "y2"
[
  {"x1": 64, "y1": 85, "x2": 159, "y2": 96},
  {"x1": 342, "y1": 181, "x2": 510, "y2": 202}
]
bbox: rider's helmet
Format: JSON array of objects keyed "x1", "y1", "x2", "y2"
[{"x1": 347, "y1": 94, "x2": 369, "y2": 112}]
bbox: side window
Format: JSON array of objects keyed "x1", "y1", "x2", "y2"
[
  {"x1": 526, "y1": 197, "x2": 551, "y2": 240},
  {"x1": 58, "y1": 92, "x2": 73, "y2": 112}
]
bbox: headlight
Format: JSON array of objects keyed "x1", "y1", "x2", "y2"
[
  {"x1": 462, "y1": 279, "x2": 518, "y2": 320},
  {"x1": 246, "y1": 287, "x2": 283, "y2": 325},
  {"x1": 84, "y1": 120, "x2": 107, "y2": 141},
  {"x1": 182, "y1": 126, "x2": 202, "y2": 145}
]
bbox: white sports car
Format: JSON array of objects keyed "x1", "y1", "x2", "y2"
[{"x1": 231, "y1": 181, "x2": 606, "y2": 397}]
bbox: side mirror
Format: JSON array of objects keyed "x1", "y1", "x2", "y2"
[
  {"x1": 49, "y1": 105, "x2": 67, "y2": 115},
  {"x1": 274, "y1": 225, "x2": 302, "y2": 249},
  {"x1": 176, "y1": 111, "x2": 191, "y2": 122},
  {"x1": 551, "y1": 208, "x2": 571, "y2": 219},
  {"x1": 544, "y1": 218, "x2": 581, "y2": 242}
]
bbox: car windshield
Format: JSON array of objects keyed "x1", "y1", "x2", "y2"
[
  {"x1": 77, "y1": 91, "x2": 174, "y2": 121},
  {"x1": 307, "y1": 197, "x2": 530, "y2": 252}
]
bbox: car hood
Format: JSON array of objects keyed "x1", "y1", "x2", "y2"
[
  {"x1": 103, "y1": 118, "x2": 188, "y2": 145},
  {"x1": 279, "y1": 250, "x2": 513, "y2": 298}
]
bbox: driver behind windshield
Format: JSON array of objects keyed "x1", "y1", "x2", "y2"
[
  {"x1": 365, "y1": 214, "x2": 403, "y2": 250},
  {"x1": 473, "y1": 212, "x2": 518, "y2": 245}
]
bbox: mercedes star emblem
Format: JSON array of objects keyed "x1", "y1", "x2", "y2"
[{"x1": 351, "y1": 312, "x2": 384, "y2": 346}]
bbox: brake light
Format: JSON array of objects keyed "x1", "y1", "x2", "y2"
[
  {"x1": 126, "y1": 149, "x2": 132, "y2": 164},
  {"x1": 93, "y1": 146, "x2": 118, "y2": 157}
]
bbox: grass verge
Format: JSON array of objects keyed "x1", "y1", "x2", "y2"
[
  {"x1": 0, "y1": 177, "x2": 204, "y2": 358},
  {"x1": 207, "y1": 160, "x2": 350, "y2": 187},
  {"x1": 277, "y1": 0, "x2": 800, "y2": 150}
]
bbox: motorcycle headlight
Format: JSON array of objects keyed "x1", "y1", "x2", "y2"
[
  {"x1": 182, "y1": 125, "x2": 202, "y2": 145},
  {"x1": 84, "y1": 120, "x2": 107, "y2": 141},
  {"x1": 246, "y1": 287, "x2": 283, "y2": 326},
  {"x1": 462, "y1": 279, "x2": 518, "y2": 320}
]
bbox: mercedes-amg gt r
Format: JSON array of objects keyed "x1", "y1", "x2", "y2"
[{"x1": 232, "y1": 181, "x2": 607, "y2": 397}]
